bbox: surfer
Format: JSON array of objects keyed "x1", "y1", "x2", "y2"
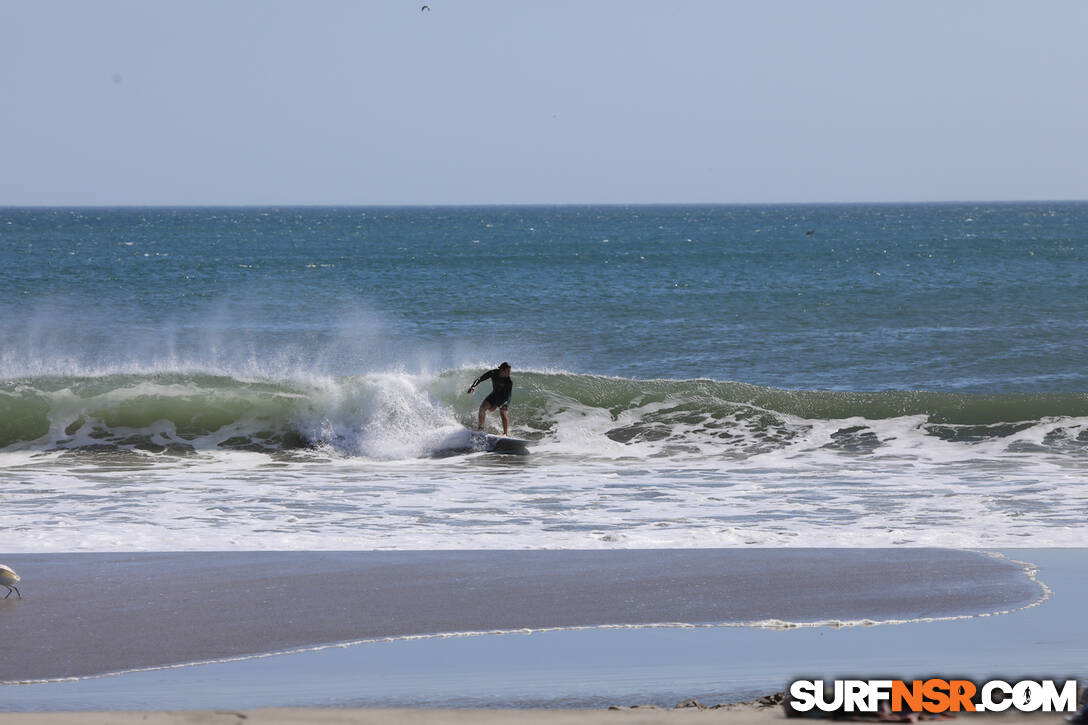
[{"x1": 467, "y1": 362, "x2": 513, "y2": 436}]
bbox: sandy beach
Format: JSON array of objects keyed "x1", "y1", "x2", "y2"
[
  {"x1": 0, "y1": 704, "x2": 843, "y2": 725},
  {"x1": 0, "y1": 549, "x2": 1039, "y2": 684},
  {"x1": 4, "y1": 548, "x2": 1081, "y2": 715},
  {"x1": 0, "y1": 706, "x2": 1073, "y2": 725}
]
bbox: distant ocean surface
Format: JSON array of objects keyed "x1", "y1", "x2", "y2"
[{"x1": 2, "y1": 203, "x2": 1086, "y2": 551}]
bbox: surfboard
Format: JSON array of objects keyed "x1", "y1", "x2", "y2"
[{"x1": 469, "y1": 430, "x2": 531, "y2": 455}]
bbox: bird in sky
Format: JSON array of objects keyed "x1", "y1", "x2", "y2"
[
  {"x1": 0, "y1": 564, "x2": 21, "y2": 600},
  {"x1": 421, "y1": 5, "x2": 430, "y2": 11}
]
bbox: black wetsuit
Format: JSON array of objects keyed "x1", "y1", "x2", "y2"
[{"x1": 473, "y1": 369, "x2": 513, "y2": 409}]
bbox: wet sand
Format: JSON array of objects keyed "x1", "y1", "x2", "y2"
[
  {"x1": 0, "y1": 704, "x2": 817, "y2": 725},
  {"x1": 0, "y1": 549, "x2": 1039, "y2": 683},
  {"x1": 0, "y1": 706, "x2": 1071, "y2": 724}
]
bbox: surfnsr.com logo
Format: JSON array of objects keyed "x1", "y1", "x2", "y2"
[{"x1": 789, "y1": 679, "x2": 1079, "y2": 713}]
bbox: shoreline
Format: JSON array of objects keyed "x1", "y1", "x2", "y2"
[
  {"x1": 0, "y1": 705, "x2": 1073, "y2": 725},
  {"x1": 0, "y1": 549, "x2": 1040, "y2": 684},
  {"x1": 3, "y1": 549, "x2": 1083, "y2": 714}
]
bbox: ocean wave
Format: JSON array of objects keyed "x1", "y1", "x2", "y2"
[{"x1": 2, "y1": 369, "x2": 1087, "y2": 460}]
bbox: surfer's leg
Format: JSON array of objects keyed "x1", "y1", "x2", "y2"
[
  {"x1": 499, "y1": 407, "x2": 509, "y2": 436},
  {"x1": 477, "y1": 401, "x2": 492, "y2": 430}
]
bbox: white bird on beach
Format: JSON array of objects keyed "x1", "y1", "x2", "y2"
[{"x1": 1, "y1": 564, "x2": 21, "y2": 599}]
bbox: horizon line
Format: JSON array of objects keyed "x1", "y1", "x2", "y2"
[{"x1": 2, "y1": 198, "x2": 1086, "y2": 210}]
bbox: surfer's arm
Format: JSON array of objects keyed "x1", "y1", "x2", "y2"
[{"x1": 467, "y1": 369, "x2": 496, "y2": 393}]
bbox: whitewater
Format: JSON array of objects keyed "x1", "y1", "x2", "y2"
[{"x1": 2, "y1": 367, "x2": 1086, "y2": 551}]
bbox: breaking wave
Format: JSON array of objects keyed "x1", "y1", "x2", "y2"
[{"x1": 3, "y1": 370, "x2": 1088, "y2": 461}]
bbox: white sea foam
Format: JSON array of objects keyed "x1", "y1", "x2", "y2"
[{"x1": 2, "y1": 368, "x2": 1088, "y2": 552}]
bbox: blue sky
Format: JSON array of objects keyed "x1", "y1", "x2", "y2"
[{"x1": 2, "y1": 1, "x2": 1086, "y2": 205}]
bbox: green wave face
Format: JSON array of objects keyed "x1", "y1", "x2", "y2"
[
  {"x1": 498, "y1": 372, "x2": 1088, "y2": 454},
  {"x1": 0, "y1": 374, "x2": 309, "y2": 452},
  {"x1": 3, "y1": 370, "x2": 1088, "y2": 457},
  {"x1": 505, "y1": 372, "x2": 1088, "y2": 424}
]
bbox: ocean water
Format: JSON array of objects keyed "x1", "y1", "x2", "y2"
[{"x1": 1, "y1": 203, "x2": 1086, "y2": 551}]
